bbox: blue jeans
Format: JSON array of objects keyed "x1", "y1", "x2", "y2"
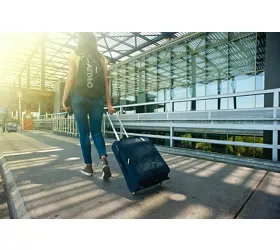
[{"x1": 71, "y1": 93, "x2": 107, "y2": 165}]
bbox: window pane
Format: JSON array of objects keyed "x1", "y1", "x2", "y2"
[
  {"x1": 174, "y1": 101, "x2": 187, "y2": 111},
  {"x1": 196, "y1": 82, "x2": 205, "y2": 97},
  {"x1": 228, "y1": 34, "x2": 256, "y2": 85},
  {"x1": 196, "y1": 100, "x2": 205, "y2": 110},
  {"x1": 157, "y1": 89, "x2": 165, "y2": 101},
  {"x1": 158, "y1": 48, "x2": 171, "y2": 92},
  {"x1": 145, "y1": 53, "x2": 157, "y2": 96},
  {"x1": 206, "y1": 99, "x2": 217, "y2": 110},
  {"x1": 171, "y1": 44, "x2": 187, "y2": 88},
  {"x1": 256, "y1": 71, "x2": 264, "y2": 90},
  {"x1": 220, "y1": 80, "x2": 228, "y2": 94},
  {"x1": 172, "y1": 86, "x2": 186, "y2": 100},
  {"x1": 147, "y1": 91, "x2": 156, "y2": 102},
  {"x1": 126, "y1": 63, "x2": 136, "y2": 104},
  {"x1": 220, "y1": 98, "x2": 228, "y2": 109},
  {"x1": 206, "y1": 81, "x2": 218, "y2": 96},
  {"x1": 256, "y1": 94, "x2": 264, "y2": 108},
  {"x1": 228, "y1": 96, "x2": 255, "y2": 109},
  {"x1": 229, "y1": 74, "x2": 255, "y2": 93},
  {"x1": 165, "y1": 89, "x2": 171, "y2": 101}
]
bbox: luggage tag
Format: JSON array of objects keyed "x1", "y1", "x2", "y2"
[{"x1": 135, "y1": 138, "x2": 145, "y2": 142}]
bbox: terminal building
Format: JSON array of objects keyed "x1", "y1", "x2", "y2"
[{"x1": 0, "y1": 32, "x2": 279, "y2": 162}]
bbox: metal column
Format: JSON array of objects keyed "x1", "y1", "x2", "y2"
[
  {"x1": 191, "y1": 54, "x2": 196, "y2": 111},
  {"x1": 41, "y1": 35, "x2": 45, "y2": 90},
  {"x1": 264, "y1": 33, "x2": 280, "y2": 161},
  {"x1": 27, "y1": 63, "x2": 30, "y2": 89},
  {"x1": 39, "y1": 35, "x2": 46, "y2": 115},
  {"x1": 18, "y1": 75, "x2": 21, "y2": 88}
]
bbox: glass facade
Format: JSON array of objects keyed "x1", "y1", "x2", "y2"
[
  {"x1": 108, "y1": 32, "x2": 266, "y2": 111},
  {"x1": 106, "y1": 32, "x2": 273, "y2": 160}
]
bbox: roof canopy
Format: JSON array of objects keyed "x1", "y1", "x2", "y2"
[{"x1": 0, "y1": 32, "x2": 187, "y2": 90}]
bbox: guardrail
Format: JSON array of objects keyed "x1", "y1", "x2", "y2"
[{"x1": 33, "y1": 88, "x2": 280, "y2": 161}]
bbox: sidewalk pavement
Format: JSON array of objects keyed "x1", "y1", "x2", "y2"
[{"x1": 1, "y1": 130, "x2": 280, "y2": 219}]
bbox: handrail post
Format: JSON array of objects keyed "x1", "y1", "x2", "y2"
[{"x1": 272, "y1": 89, "x2": 279, "y2": 161}]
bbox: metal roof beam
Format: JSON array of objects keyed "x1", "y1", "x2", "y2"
[
  {"x1": 113, "y1": 33, "x2": 177, "y2": 61},
  {"x1": 19, "y1": 33, "x2": 48, "y2": 77},
  {"x1": 48, "y1": 39, "x2": 113, "y2": 63}
]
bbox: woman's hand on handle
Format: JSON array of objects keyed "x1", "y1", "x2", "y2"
[
  {"x1": 62, "y1": 100, "x2": 70, "y2": 112},
  {"x1": 108, "y1": 105, "x2": 115, "y2": 115}
]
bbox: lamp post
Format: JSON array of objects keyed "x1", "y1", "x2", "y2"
[{"x1": 17, "y1": 92, "x2": 22, "y2": 130}]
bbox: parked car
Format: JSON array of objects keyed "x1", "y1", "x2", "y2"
[{"x1": 6, "y1": 122, "x2": 17, "y2": 132}]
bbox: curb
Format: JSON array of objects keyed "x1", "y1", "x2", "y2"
[
  {"x1": 0, "y1": 168, "x2": 10, "y2": 219},
  {"x1": 0, "y1": 155, "x2": 30, "y2": 219}
]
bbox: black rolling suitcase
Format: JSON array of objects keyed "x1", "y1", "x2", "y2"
[{"x1": 107, "y1": 113, "x2": 170, "y2": 194}]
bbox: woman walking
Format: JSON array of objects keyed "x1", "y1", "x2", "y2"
[{"x1": 62, "y1": 32, "x2": 114, "y2": 180}]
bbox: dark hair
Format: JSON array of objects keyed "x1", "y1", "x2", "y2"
[{"x1": 75, "y1": 32, "x2": 101, "y2": 58}]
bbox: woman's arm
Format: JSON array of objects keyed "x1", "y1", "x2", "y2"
[
  {"x1": 103, "y1": 57, "x2": 115, "y2": 115},
  {"x1": 62, "y1": 56, "x2": 76, "y2": 111}
]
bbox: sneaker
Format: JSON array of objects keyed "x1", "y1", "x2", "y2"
[
  {"x1": 101, "y1": 158, "x2": 112, "y2": 180},
  {"x1": 81, "y1": 164, "x2": 93, "y2": 176}
]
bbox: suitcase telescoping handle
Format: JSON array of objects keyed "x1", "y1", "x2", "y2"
[{"x1": 106, "y1": 112, "x2": 129, "y2": 141}]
